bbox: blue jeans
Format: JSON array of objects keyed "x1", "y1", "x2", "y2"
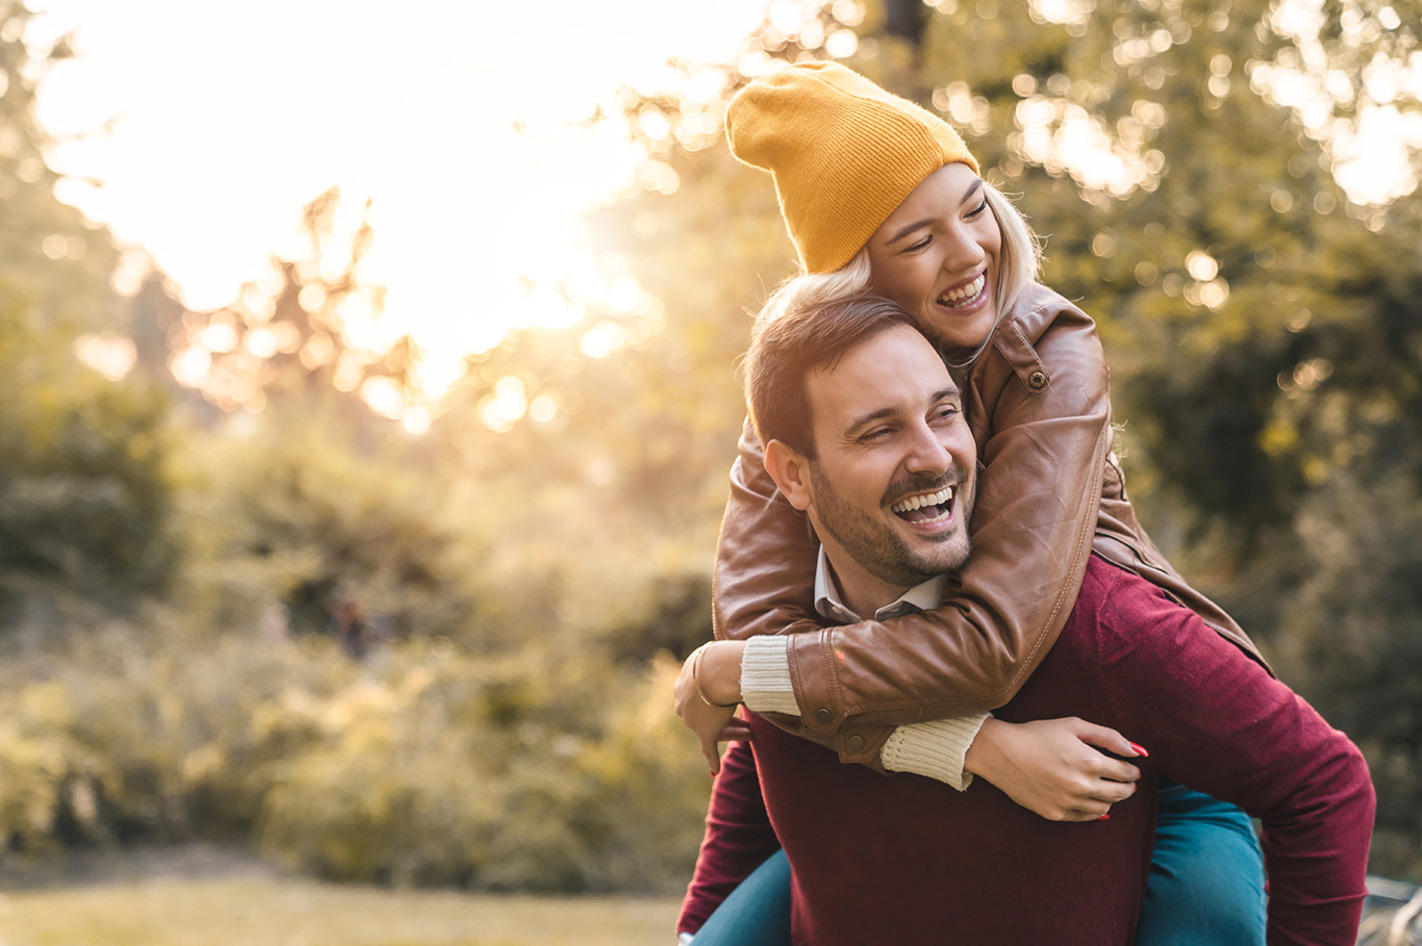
[
  {"x1": 1135, "y1": 780, "x2": 1266, "y2": 945},
  {"x1": 689, "y1": 848, "x2": 793, "y2": 946},
  {"x1": 689, "y1": 781, "x2": 1265, "y2": 945}
]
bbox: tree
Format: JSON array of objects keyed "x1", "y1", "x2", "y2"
[{"x1": 0, "y1": 2, "x2": 179, "y2": 628}]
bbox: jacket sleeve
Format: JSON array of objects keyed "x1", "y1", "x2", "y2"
[
  {"x1": 676, "y1": 739, "x2": 783, "y2": 938},
  {"x1": 713, "y1": 303, "x2": 1112, "y2": 763}
]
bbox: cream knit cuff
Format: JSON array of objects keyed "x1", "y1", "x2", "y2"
[
  {"x1": 879, "y1": 713, "x2": 991, "y2": 790},
  {"x1": 739, "y1": 636, "x2": 801, "y2": 716}
]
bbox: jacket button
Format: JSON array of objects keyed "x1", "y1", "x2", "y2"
[
  {"x1": 846, "y1": 734, "x2": 866, "y2": 753},
  {"x1": 1028, "y1": 370, "x2": 1047, "y2": 390},
  {"x1": 814, "y1": 708, "x2": 833, "y2": 725}
]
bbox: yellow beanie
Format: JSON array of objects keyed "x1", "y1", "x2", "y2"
[{"x1": 726, "y1": 61, "x2": 979, "y2": 274}]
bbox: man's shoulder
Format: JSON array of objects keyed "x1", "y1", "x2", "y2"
[{"x1": 1073, "y1": 554, "x2": 1189, "y2": 627}]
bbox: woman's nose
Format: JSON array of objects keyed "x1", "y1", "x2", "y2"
[{"x1": 940, "y1": 226, "x2": 984, "y2": 271}]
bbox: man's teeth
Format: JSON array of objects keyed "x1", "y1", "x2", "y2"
[
  {"x1": 891, "y1": 486, "x2": 954, "y2": 514},
  {"x1": 938, "y1": 274, "x2": 986, "y2": 306}
]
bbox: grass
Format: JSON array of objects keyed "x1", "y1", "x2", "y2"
[{"x1": 0, "y1": 875, "x2": 683, "y2": 946}]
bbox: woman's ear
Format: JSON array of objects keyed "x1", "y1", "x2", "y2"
[{"x1": 764, "y1": 439, "x2": 813, "y2": 511}]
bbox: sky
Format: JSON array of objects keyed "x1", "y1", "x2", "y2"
[
  {"x1": 26, "y1": 0, "x2": 1421, "y2": 416},
  {"x1": 28, "y1": 0, "x2": 770, "y2": 397}
]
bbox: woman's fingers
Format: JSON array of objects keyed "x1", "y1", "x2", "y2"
[
  {"x1": 1068, "y1": 719, "x2": 1144, "y2": 785},
  {"x1": 1095, "y1": 757, "x2": 1142, "y2": 785},
  {"x1": 1073, "y1": 719, "x2": 1145, "y2": 762},
  {"x1": 1087, "y1": 778, "x2": 1138, "y2": 805},
  {"x1": 673, "y1": 647, "x2": 747, "y2": 775},
  {"x1": 702, "y1": 732, "x2": 723, "y2": 775}
]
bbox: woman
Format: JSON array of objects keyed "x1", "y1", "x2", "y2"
[{"x1": 674, "y1": 62, "x2": 1269, "y2": 944}]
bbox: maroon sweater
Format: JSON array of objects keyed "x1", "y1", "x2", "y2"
[{"x1": 679, "y1": 556, "x2": 1375, "y2": 945}]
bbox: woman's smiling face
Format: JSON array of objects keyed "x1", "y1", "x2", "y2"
[{"x1": 865, "y1": 162, "x2": 1002, "y2": 353}]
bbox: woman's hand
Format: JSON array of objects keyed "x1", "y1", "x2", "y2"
[
  {"x1": 963, "y1": 717, "x2": 1145, "y2": 822},
  {"x1": 673, "y1": 641, "x2": 752, "y2": 774}
]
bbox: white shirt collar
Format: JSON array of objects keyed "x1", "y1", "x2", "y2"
[{"x1": 813, "y1": 545, "x2": 950, "y2": 625}]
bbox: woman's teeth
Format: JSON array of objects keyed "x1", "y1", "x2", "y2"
[{"x1": 937, "y1": 273, "x2": 986, "y2": 307}]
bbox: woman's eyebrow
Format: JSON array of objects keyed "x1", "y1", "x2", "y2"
[
  {"x1": 882, "y1": 179, "x2": 986, "y2": 246},
  {"x1": 884, "y1": 218, "x2": 934, "y2": 246}
]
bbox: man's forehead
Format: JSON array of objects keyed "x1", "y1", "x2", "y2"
[{"x1": 809, "y1": 326, "x2": 956, "y2": 421}]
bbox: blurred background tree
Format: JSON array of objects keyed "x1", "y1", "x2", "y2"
[
  {"x1": 0, "y1": 1, "x2": 178, "y2": 634},
  {"x1": 3, "y1": 0, "x2": 1421, "y2": 890}
]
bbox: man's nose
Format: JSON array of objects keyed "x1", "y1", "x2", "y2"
[{"x1": 903, "y1": 421, "x2": 954, "y2": 475}]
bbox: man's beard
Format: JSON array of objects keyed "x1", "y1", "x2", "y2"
[{"x1": 807, "y1": 463, "x2": 971, "y2": 589}]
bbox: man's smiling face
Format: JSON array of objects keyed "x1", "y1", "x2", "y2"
[{"x1": 800, "y1": 324, "x2": 977, "y2": 592}]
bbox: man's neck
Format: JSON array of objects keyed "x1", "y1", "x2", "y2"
[{"x1": 823, "y1": 548, "x2": 911, "y2": 620}]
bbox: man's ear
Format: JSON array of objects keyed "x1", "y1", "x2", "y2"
[{"x1": 764, "y1": 439, "x2": 813, "y2": 511}]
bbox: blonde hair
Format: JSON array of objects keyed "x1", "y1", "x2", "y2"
[{"x1": 758, "y1": 181, "x2": 1041, "y2": 367}]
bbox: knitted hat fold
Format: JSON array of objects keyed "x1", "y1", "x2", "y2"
[{"x1": 726, "y1": 61, "x2": 979, "y2": 274}]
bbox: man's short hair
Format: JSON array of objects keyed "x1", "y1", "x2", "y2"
[{"x1": 744, "y1": 292, "x2": 922, "y2": 459}]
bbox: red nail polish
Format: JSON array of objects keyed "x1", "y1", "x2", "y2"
[
  {"x1": 1129, "y1": 742, "x2": 1149, "y2": 758},
  {"x1": 1097, "y1": 813, "x2": 1111, "y2": 821}
]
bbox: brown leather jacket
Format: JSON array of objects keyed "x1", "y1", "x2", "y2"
[{"x1": 713, "y1": 281, "x2": 1267, "y2": 765}]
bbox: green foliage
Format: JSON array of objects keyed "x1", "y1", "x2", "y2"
[
  {"x1": 1266, "y1": 470, "x2": 1422, "y2": 879},
  {"x1": 0, "y1": 3, "x2": 122, "y2": 332},
  {"x1": 0, "y1": 3, "x2": 180, "y2": 623},
  {"x1": 258, "y1": 651, "x2": 706, "y2": 892},
  {"x1": 0, "y1": 327, "x2": 178, "y2": 606},
  {"x1": 0, "y1": 681, "x2": 97, "y2": 853},
  {"x1": 0, "y1": 620, "x2": 709, "y2": 894},
  {"x1": 176, "y1": 405, "x2": 484, "y2": 645}
]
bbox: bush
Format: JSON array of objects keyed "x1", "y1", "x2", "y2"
[
  {"x1": 0, "y1": 613, "x2": 712, "y2": 894},
  {"x1": 257, "y1": 647, "x2": 709, "y2": 892}
]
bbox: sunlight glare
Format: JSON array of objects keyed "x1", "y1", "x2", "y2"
[
  {"x1": 580, "y1": 322, "x2": 628, "y2": 359},
  {"x1": 479, "y1": 375, "x2": 529, "y2": 433},
  {"x1": 401, "y1": 404, "x2": 432, "y2": 436},
  {"x1": 529, "y1": 393, "x2": 559, "y2": 424},
  {"x1": 74, "y1": 332, "x2": 136, "y2": 381},
  {"x1": 29, "y1": 0, "x2": 771, "y2": 405},
  {"x1": 360, "y1": 376, "x2": 405, "y2": 420},
  {"x1": 1256, "y1": 0, "x2": 1422, "y2": 206},
  {"x1": 410, "y1": 349, "x2": 466, "y2": 403},
  {"x1": 1186, "y1": 250, "x2": 1220, "y2": 282},
  {"x1": 171, "y1": 346, "x2": 212, "y2": 387}
]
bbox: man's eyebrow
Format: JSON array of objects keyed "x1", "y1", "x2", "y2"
[
  {"x1": 844, "y1": 406, "x2": 898, "y2": 434},
  {"x1": 882, "y1": 178, "x2": 985, "y2": 246},
  {"x1": 843, "y1": 386, "x2": 960, "y2": 434}
]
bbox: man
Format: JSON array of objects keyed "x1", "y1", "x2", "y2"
[{"x1": 676, "y1": 294, "x2": 1374, "y2": 944}]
